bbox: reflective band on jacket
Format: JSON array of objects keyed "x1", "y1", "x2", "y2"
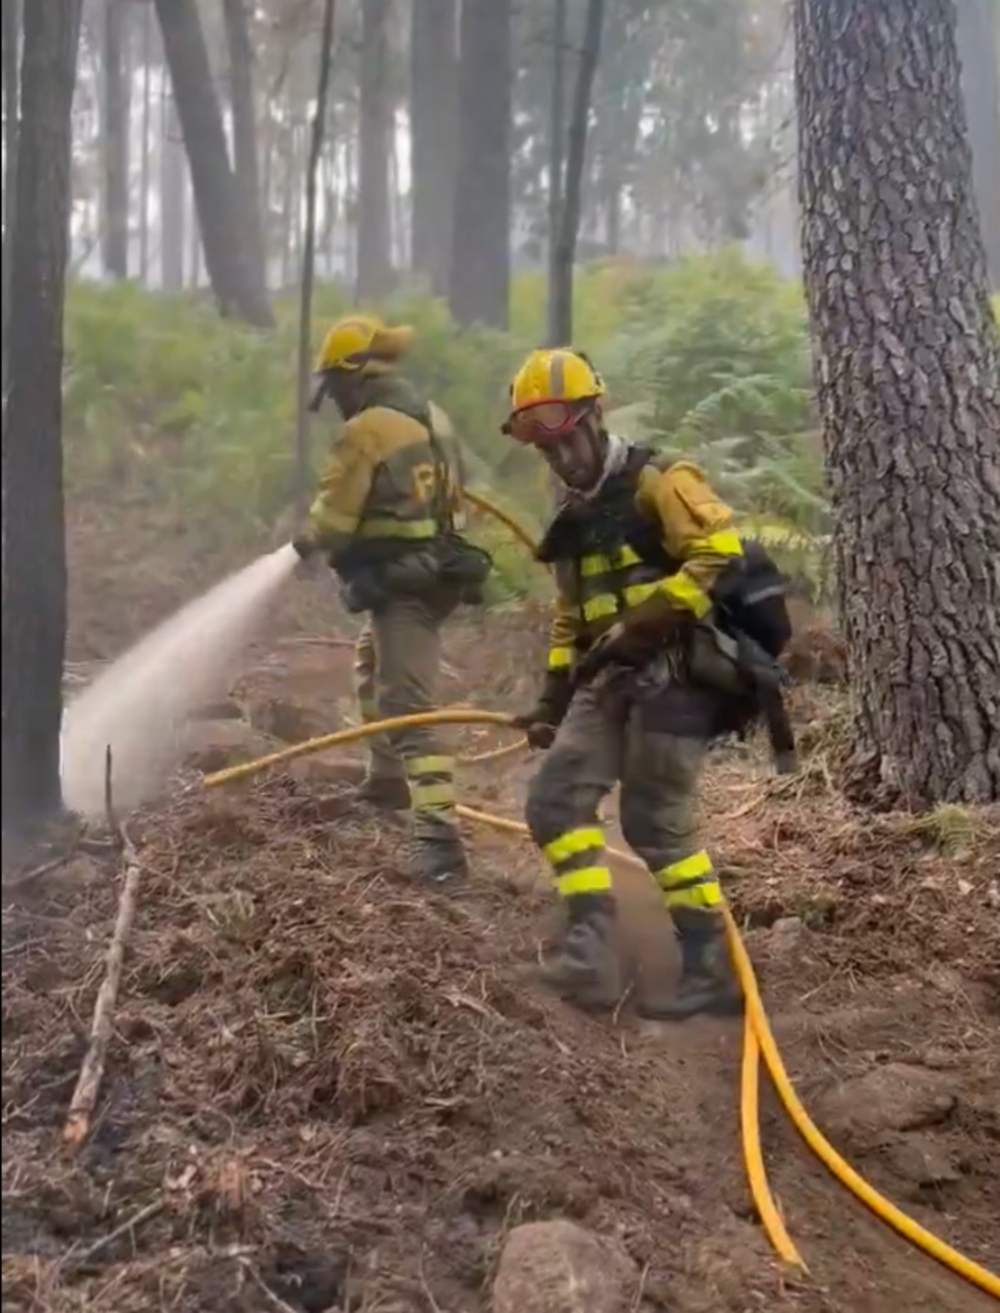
[
  {"x1": 410, "y1": 781, "x2": 456, "y2": 810},
  {"x1": 548, "y1": 645, "x2": 575, "y2": 671},
  {"x1": 406, "y1": 755, "x2": 454, "y2": 779},
  {"x1": 655, "y1": 849, "x2": 722, "y2": 910},
  {"x1": 543, "y1": 826, "x2": 604, "y2": 865},
  {"x1": 556, "y1": 866, "x2": 613, "y2": 897},
  {"x1": 356, "y1": 516, "x2": 438, "y2": 540}
]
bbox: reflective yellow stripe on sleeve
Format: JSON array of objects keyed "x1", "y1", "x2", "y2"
[
  {"x1": 310, "y1": 506, "x2": 359, "y2": 535},
  {"x1": 548, "y1": 646, "x2": 575, "y2": 671},
  {"x1": 660, "y1": 570, "x2": 711, "y2": 617},
  {"x1": 689, "y1": 529, "x2": 743, "y2": 557},
  {"x1": 356, "y1": 517, "x2": 438, "y2": 539}
]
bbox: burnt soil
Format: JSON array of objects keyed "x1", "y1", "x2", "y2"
[{"x1": 3, "y1": 527, "x2": 999, "y2": 1313}]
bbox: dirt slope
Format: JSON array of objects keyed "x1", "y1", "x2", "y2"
[{"x1": 5, "y1": 607, "x2": 998, "y2": 1313}]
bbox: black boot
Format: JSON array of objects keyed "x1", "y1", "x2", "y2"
[
  {"x1": 409, "y1": 827, "x2": 470, "y2": 886},
  {"x1": 539, "y1": 893, "x2": 622, "y2": 1010},
  {"x1": 637, "y1": 907, "x2": 742, "y2": 1021}
]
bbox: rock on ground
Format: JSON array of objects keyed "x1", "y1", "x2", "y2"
[
  {"x1": 815, "y1": 1062, "x2": 958, "y2": 1146},
  {"x1": 492, "y1": 1219, "x2": 639, "y2": 1313}
]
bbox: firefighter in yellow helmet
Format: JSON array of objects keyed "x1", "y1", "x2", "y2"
[
  {"x1": 293, "y1": 315, "x2": 492, "y2": 885},
  {"x1": 507, "y1": 347, "x2": 786, "y2": 1018}
]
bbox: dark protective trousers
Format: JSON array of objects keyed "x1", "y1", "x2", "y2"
[
  {"x1": 524, "y1": 669, "x2": 724, "y2": 913},
  {"x1": 352, "y1": 594, "x2": 459, "y2": 844}
]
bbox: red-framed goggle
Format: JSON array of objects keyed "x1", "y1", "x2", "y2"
[{"x1": 504, "y1": 399, "x2": 592, "y2": 446}]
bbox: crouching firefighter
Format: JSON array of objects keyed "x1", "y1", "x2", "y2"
[
  {"x1": 293, "y1": 315, "x2": 492, "y2": 884},
  {"x1": 507, "y1": 348, "x2": 795, "y2": 1018}
]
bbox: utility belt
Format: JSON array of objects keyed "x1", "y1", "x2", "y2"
[
  {"x1": 336, "y1": 532, "x2": 493, "y2": 614},
  {"x1": 685, "y1": 623, "x2": 797, "y2": 774}
]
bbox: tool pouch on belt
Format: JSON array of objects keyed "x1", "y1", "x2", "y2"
[{"x1": 687, "y1": 624, "x2": 797, "y2": 773}]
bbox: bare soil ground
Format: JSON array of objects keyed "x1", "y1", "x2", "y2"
[{"x1": 3, "y1": 522, "x2": 998, "y2": 1312}]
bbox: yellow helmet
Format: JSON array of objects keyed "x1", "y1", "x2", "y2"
[
  {"x1": 505, "y1": 347, "x2": 605, "y2": 443},
  {"x1": 314, "y1": 314, "x2": 414, "y2": 375}
]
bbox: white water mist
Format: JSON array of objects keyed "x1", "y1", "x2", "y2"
[{"x1": 61, "y1": 544, "x2": 299, "y2": 817}]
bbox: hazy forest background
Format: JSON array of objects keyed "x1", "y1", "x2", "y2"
[{"x1": 2, "y1": 0, "x2": 999, "y2": 827}]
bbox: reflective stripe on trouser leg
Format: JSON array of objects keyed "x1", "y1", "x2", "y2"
[
  {"x1": 405, "y1": 754, "x2": 457, "y2": 835},
  {"x1": 654, "y1": 849, "x2": 722, "y2": 910},
  {"x1": 541, "y1": 826, "x2": 613, "y2": 898}
]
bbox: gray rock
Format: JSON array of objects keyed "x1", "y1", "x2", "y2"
[
  {"x1": 815, "y1": 1063, "x2": 958, "y2": 1146},
  {"x1": 492, "y1": 1219, "x2": 638, "y2": 1313}
]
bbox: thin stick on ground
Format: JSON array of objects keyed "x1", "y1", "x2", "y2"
[{"x1": 63, "y1": 746, "x2": 143, "y2": 1151}]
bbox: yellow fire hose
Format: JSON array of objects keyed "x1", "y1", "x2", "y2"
[{"x1": 203, "y1": 713, "x2": 999, "y2": 1297}]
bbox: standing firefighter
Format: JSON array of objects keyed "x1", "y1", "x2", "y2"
[
  {"x1": 508, "y1": 348, "x2": 793, "y2": 1018},
  {"x1": 293, "y1": 315, "x2": 492, "y2": 884}
]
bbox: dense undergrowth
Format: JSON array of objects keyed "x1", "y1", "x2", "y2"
[{"x1": 66, "y1": 251, "x2": 997, "y2": 597}]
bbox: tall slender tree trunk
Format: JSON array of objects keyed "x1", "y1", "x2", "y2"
[
  {"x1": 409, "y1": 0, "x2": 457, "y2": 295},
  {"x1": 221, "y1": 0, "x2": 267, "y2": 289},
  {"x1": 356, "y1": 0, "x2": 393, "y2": 301},
  {"x1": 449, "y1": 0, "x2": 512, "y2": 328},
  {"x1": 956, "y1": 0, "x2": 1000, "y2": 288},
  {"x1": 796, "y1": 0, "x2": 1000, "y2": 805},
  {"x1": 138, "y1": 0, "x2": 152, "y2": 284},
  {"x1": 160, "y1": 86, "x2": 186, "y2": 289},
  {"x1": 2, "y1": 0, "x2": 83, "y2": 833},
  {"x1": 549, "y1": 0, "x2": 604, "y2": 345},
  {"x1": 545, "y1": 0, "x2": 567, "y2": 345},
  {"x1": 2, "y1": 0, "x2": 22, "y2": 397},
  {"x1": 153, "y1": 0, "x2": 273, "y2": 325},
  {"x1": 101, "y1": 0, "x2": 130, "y2": 279}
]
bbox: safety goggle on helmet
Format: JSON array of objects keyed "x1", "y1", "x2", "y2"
[{"x1": 503, "y1": 348, "x2": 606, "y2": 445}]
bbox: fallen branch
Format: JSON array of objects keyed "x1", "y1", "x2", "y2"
[
  {"x1": 73, "y1": 1198, "x2": 165, "y2": 1265},
  {"x1": 63, "y1": 747, "x2": 143, "y2": 1151}
]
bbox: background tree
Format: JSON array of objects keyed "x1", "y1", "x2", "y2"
[
  {"x1": 796, "y1": 0, "x2": 1000, "y2": 805},
  {"x1": 153, "y1": 0, "x2": 273, "y2": 326},
  {"x1": 356, "y1": 0, "x2": 394, "y2": 300},
  {"x1": 2, "y1": 0, "x2": 21, "y2": 394},
  {"x1": 548, "y1": 0, "x2": 606, "y2": 344},
  {"x1": 2, "y1": 0, "x2": 84, "y2": 833},
  {"x1": 409, "y1": 0, "x2": 458, "y2": 294},
  {"x1": 101, "y1": 0, "x2": 130, "y2": 280},
  {"x1": 449, "y1": 0, "x2": 513, "y2": 328},
  {"x1": 957, "y1": 0, "x2": 1000, "y2": 289},
  {"x1": 222, "y1": 0, "x2": 268, "y2": 287}
]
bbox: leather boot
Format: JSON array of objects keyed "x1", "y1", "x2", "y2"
[
  {"x1": 539, "y1": 893, "x2": 622, "y2": 1010},
  {"x1": 637, "y1": 907, "x2": 742, "y2": 1021},
  {"x1": 357, "y1": 775, "x2": 412, "y2": 811},
  {"x1": 410, "y1": 827, "x2": 470, "y2": 886}
]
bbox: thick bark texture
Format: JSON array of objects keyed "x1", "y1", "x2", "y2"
[
  {"x1": 160, "y1": 87, "x2": 186, "y2": 289},
  {"x1": 101, "y1": 0, "x2": 130, "y2": 279},
  {"x1": 409, "y1": 0, "x2": 458, "y2": 295},
  {"x1": 449, "y1": 0, "x2": 512, "y2": 328},
  {"x1": 356, "y1": 0, "x2": 393, "y2": 301},
  {"x1": 956, "y1": 0, "x2": 1000, "y2": 288},
  {"x1": 796, "y1": 0, "x2": 1000, "y2": 805},
  {"x1": 2, "y1": 0, "x2": 82, "y2": 832},
  {"x1": 2, "y1": 0, "x2": 21, "y2": 395},
  {"x1": 222, "y1": 0, "x2": 267, "y2": 290},
  {"x1": 153, "y1": 0, "x2": 273, "y2": 326},
  {"x1": 548, "y1": 0, "x2": 604, "y2": 346}
]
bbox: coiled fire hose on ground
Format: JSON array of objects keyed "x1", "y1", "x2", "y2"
[
  {"x1": 204, "y1": 491, "x2": 999, "y2": 1296},
  {"x1": 203, "y1": 711, "x2": 1000, "y2": 1298}
]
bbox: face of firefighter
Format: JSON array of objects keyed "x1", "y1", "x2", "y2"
[
  {"x1": 324, "y1": 371, "x2": 364, "y2": 419},
  {"x1": 541, "y1": 415, "x2": 608, "y2": 492}
]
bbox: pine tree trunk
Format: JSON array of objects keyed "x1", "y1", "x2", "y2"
[
  {"x1": 796, "y1": 0, "x2": 1000, "y2": 805},
  {"x1": 409, "y1": 0, "x2": 457, "y2": 294},
  {"x1": 549, "y1": 0, "x2": 604, "y2": 345},
  {"x1": 356, "y1": 0, "x2": 393, "y2": 301},
  {"x1": 101, "y1": 0, "x2": 129, "y2": 279},
  {"x1": 153, "y1": 0, "x2": 273, "y2": 326},
  {"x1": 449, "y1": 0, "x2": 512, "y2": 328},
  {"x1": 160, "y1": 87, "x2": 186, "y2": 289},
  {"x1": 138, "y1": 0, "x2": 152, "y2": 284},
  {"x1": 2, "y1": 0, "x2": 83, "y2": 834},
  {"x1": 956, "y1": 0, "x2": 1000, "y2": 289},
  {"x1": 221, "y1": 0, "x2": 267, "y2": 289},
  {"x1": 2, "y1": 0, "x2": 21, "y2": 396}
]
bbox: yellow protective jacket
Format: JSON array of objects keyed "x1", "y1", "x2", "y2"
[
  {"x1": 305, "y1": 374, "x2": 466, "y2": 567},
  {"x1": 538, "y1": 450, "x2": 743, "y2": 673}
]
